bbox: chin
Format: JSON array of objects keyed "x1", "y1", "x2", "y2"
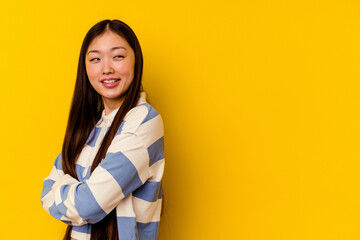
[{"x1": 103, "y1": 94, "x2": 125, "y2": 100}]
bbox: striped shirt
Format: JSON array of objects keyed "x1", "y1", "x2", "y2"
[{"x1": 40, "y1": 92, "x2": 164, "y2": 240}]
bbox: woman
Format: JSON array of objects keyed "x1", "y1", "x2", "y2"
[{"x1": 40, "y1": 19, "x2": 165, "y2": 240}]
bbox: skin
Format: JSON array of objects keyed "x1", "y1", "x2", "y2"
[
  {"x1": 85, "y1": 30, "x2": 135, "y2": 115},
  {"x1": 70, "y1": 31, "x2": 135, "y2": 240}
]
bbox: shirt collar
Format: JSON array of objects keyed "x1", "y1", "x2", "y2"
[{"x1": 96, "y1": 91, "x2": 147, "y2": 126}]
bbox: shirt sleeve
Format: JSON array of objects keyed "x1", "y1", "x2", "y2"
[
  {"x1": 40, "y1": 154, "x2": 93, "y2": 234},
  {"x1": 45, "y1": 120, "x2": 158, "y2": 226},
  {"x1": 40, "y1": 153, "x2": 76, "y2": 224}
]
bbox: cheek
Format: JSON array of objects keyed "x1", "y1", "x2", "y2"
[
  {"x1": 117, "y1": 63, "x2": 130, "y2": 74},
  {"x1": 86, "y1": 64, "x2": 98, "y2": 81},
  {"x1": 116, "y1": 59, "x2": 135, "y2": 77}
]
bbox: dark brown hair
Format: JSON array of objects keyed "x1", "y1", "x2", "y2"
[{"x1": 62, "y1": 19, "x2": 143, "y2": 240}]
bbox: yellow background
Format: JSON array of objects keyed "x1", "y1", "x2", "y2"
[{"x1": 1, "y1": 0, "x2": 360, "y2": 239}]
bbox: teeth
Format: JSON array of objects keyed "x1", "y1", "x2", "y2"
[{"x1": 103, "y1": 79, "x2": 118, "y2": 83}]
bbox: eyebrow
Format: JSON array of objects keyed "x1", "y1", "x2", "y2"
[{"x1": 87, "y1": 46, "x2": 126, "y2": 55}]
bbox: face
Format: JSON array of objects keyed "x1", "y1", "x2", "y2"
[{"x1": 85, "y1": 31, "x2": 135, "y2": 111}]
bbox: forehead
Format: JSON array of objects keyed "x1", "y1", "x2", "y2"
[{"x1": 88, "y1": 31, "x2": 130, "y2": 51}]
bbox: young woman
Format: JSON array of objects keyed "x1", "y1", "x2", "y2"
[{"x1": 40, "y1": 19, "x2": 165, "y2": 240}]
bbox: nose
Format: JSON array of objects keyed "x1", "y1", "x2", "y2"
[{"x1": 102, "y1": 59, "x2": 114, "y2": 74}]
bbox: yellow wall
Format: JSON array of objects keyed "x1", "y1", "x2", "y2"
[{"x1": 1, "y1": 0, "x2": 360, "y2": 239}]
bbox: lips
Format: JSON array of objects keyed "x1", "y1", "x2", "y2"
[
  {"x1": 101, "y1": 78, "x2": 120, "y2": 83},
  {"x1": 100, "y1": 78, "x2": 121, "y2": 88}
]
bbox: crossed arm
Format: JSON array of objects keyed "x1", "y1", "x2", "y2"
[{"x1": 40, "y1": 132, "x2": 150, "y2": 226}]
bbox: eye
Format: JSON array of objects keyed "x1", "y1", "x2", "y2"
[
  {"x1": 89, "y1": 58, "x2": 100, "y2": 62},
  {"x1": 114, "y1": 55, "x2": 124, "y2": 59}
]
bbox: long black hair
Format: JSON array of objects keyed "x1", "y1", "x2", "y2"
[{"x1": 61, "y1": 19, "x2": 143, "y2": 240}]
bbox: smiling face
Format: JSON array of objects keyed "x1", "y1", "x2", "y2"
[{"x1": 85, "y1": 30, "x2": 135, "y2": 115}]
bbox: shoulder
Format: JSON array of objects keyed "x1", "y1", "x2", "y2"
[
  {"x1": 120, "y1": 103, "x2": 164, "y2": 139},
  {"x1": 125, "y1": 102, "x2": 160, "y2": 125},
  {"x1": 109, "y1": 102, "x2": 164, "y2": 157}
]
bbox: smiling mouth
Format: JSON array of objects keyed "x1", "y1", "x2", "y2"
[{"x1": 101, "y1": 79, "x2": 120, "y2": 83}]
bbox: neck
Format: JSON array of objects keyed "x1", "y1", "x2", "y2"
[{"x1": 102, "y1": 97, "x2": 124, "y2": 116}]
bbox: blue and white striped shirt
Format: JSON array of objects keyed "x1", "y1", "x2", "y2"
[{"x1": 40, "y1": 92, "x2": 164, "y2": 240}]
